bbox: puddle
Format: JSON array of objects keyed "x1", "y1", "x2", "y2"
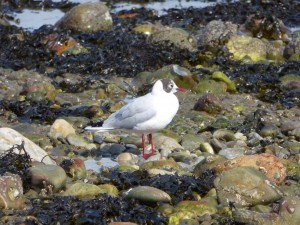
[
  {"x1": 11, "y1": 9, "x2": 65, "y2": 30},
  {"x1": 84, "y1": 158, "x2": 119, "y2": 172},
  {"x1": 10, "y1": 0, "x2": 230, "y2": 31}
]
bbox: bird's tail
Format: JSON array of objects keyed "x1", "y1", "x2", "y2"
[{"x1": 85, "y1": 126, "x2": 115, "y2": 132}]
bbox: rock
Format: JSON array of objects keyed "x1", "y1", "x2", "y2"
[
  {"x1": 149, "y1": 28, "x2": 197, "y2": 52},
  {"x1": 29, "y1": 164, "x2": 67, "y2": 192},
  {"x1": 233, "y1": 208, "x2": 281, "y2": 225},
  {"x1": 278, "y1": 196, "x2": 300, "y2": 225},
  {"x1": 284, "y1": 30, "x2": 300, "y2": 59},
  {"x1": 55, "y1": 2, "x2": 113, "y2": 32},
  {"x1": 108, "y1": 143, "x2": 126, "y2": 155},
  {"x1": 116, "y1": 152, "x2": 139, "y2": 166},
  {"x1": 124, "y1": 186, "x2": 171, "y2": 203},
  {"x1": 66, "y1": 133, "x2": 96, "y2": 150},
  {"x1": 0, "y1": 128, "x2": 55, "y2": 165},
  {"x1": 193, "y1": 93, "x2": 223, "y2": 114},
  {"x1": 98, "y1": 184, "x2": 119, "y2": 197},
  {"x1": 0, "y1": 174, "x2": 25, "y2": 209},
  {"x1": 141, "y1": 159, "x2": 183, "y2": 172},
  {"x1": 198, "y1": 20, "x2": 238, "y2": 47},
  {"x1": 218, "y1": 148, "x2": 245, "y2": 159},
  {"x1": 266, "y1": 40, "x2": 285, "y2": 62},
  {"x1": 181, "y1": 134, "x2": 207, "y2": 151},
  {"x1": 169, "y1": 200, "x2": 217, "y2": 224},
  {"x1": 291, "y1": 128, "x2": 300, "y2": 141},
  {"x1": 213, "y1": 129, "x2": 236, "y2": 142},
  {"x1": 108, "y1": 222, "x2": 138, "y2": 225},
  {"x1": 211, "y1": 71, "x2": 236, "y2": 93},
  {"x1": 214, "y1": 167, "x2": 282, "y2": 207},
  {"x1": 226, "y1": 35, "x2": 267, "y2": 62},
  {"x1": 194, "y1": 80, "x2": 227, "y2": 95},
  {"x1": 63, "y1": 182, "x2": 104, "y2": 198},
  {"x1": 21, "y1": 82, "x2": 59, "y2": 101},
  {"x1": 281, "y1": 119, "x2": 300, "y2": 133},
  {"x1": 60, "y1": 158, "x2": 87, "y2": 180},
  {"x1": 48, "y1": 119, "x2": 76, "y2": 140},
  {"x1": 259, "y1": 124, "x2": 280, "y2": 137},
  {"x1": 193, "y1": 154, "x2": 226, "y2": 177},
  {"x1": 200, "y1": 143, "x2": 215, "y2": 154},
  {"x1": 132, "y1": 64, "x2": 196, "y2": 94},
  {"x1": 213, "y1": 153, "x2": 286, "y2": 185}
]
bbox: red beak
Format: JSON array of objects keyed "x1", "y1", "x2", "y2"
[{"x1": 176, "y1": 87, "x2": 186, "y2": 92}]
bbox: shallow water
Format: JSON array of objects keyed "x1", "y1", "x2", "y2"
[
  {"x1": 84, "y1": 158, "x2": 119, "y2": 172},
  {"x1": 11, "y1": 0, "x2": 229, "y2": 30}
]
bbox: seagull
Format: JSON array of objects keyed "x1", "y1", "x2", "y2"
[{"x1": 85, "y1": 78, "x2": 185, "y2": 159}]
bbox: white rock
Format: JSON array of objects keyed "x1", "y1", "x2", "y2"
[
  {"x1": 48, "y1": 119, "x2": 76, "y2": 140},
  {"x1": 0, "y1": 128, "x2": 55, "y2": 165}
]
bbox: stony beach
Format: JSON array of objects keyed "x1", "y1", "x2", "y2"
[{"x1": 0, "y1": 0, "x2": 300, "y2": 224}]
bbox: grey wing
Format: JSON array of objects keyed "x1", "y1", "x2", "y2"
[{"x1": 103, "y1": 95, "x2": 156, "y2": 129}]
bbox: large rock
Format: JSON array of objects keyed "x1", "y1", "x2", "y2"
[
  {"x1": 0, "y1": 128, "x2": 55, "y2": 165},
  {"x1": 214, "y1": 167, "x2": 282, "y2": 207},
  {"x1": 226, "y1": 35, "x2": 267, "y2": 62},
  {"x1": 29, "y1": 164, "x2": 67, "y2": 192},
  {"x1": 56, "y1": 2, "x2": 113, "y2": 32},
  {"x1": 213, "y1": 153, "x2": 286, "y2": 185},
  {"x1": 0, "y1": 174, "x2": 25, "y2": 209}
]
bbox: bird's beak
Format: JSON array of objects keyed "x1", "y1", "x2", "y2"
[{"x1": 176, "y1": 87, "x2": 186, "y2": 92}]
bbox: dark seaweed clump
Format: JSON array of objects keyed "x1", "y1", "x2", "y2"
[
  {"x1": 103, "y1": 169, "x2": 216, "y2": 204},
  {"x1": 0, "y1": 141, "x2": 32, "y2": 191}
]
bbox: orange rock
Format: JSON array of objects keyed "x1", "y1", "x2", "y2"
[{"x1": 213, "y1": 153, "x2": 286, "y2": 185}]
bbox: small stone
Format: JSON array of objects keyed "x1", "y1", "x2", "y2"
[
  {"x1": 63, "y1": 182, "x2": 103, "y2": 198},
  {"x1": 108, "y1": 143, "x2": 126, "y2": 155},
  {"x1": 218, "y1": 148, "x2": 245, "y2": 159},
  {"x1": 116, "y1": 152, "x2": 139, "y2": 165},
  {"x1": 213, "y1": 129, "x2": 236, "y2": 142},
  {"x1": 141, "y1": 159, "x2": 183, "y2": 172},
  {"x1": 281, "y1": 120, "x2": 300, "y2": 133},
  {"x1": 66, "y1": 133, "x2": 96, "y2": 150},
  {"x1": 260, "y1": 125, "x2": 280, "y2": 137},
  {"x1": 60, "y1": 158, "x2": 87, "y2": 180},
  {"x1": 124, "y1": 186, "x2": 171, "y2": 203},
  {"x1": 200, "y1": 142, "x2": 215, "y2": 154},
  {"x1": 29, "y1": 164, "x2": 67, "y2": 192},
  {"x1": 48, "y1": 119, "x2": 76, "y2": 140},
  {"x1": 212, "y1": 71, "x2": 236, "y2": 92},
  {"x1": 181, "y1": 134, "x2": 207, "y2": 151},
  {"x1": 193, "y1": 93, "x2": 223, "y2": 114}
]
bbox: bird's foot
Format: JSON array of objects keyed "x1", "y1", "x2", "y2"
[{"x1": 143, "y1": 152, "x2": 156, "y2": 160}]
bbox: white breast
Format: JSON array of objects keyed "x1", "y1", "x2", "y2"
[{"x1": 133, "y1": 92, "x2": 179, "y2": 133}]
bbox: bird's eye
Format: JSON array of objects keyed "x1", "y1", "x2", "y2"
[{"x1": 170, "y1": 84, "x2": 174, "y2": 88}]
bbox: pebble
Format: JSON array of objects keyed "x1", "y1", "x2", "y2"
[
  {"x1": 48, "y1": 119, "x2": 76, "y2": 140},
  {"x1": 124, "y1": 186, "x2": 171, "y2": 203}
]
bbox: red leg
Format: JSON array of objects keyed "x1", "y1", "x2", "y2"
[
  {"x1": 148, "y1": 133, "x2": 155, "y2": 155},
  {"x1": 142, "y1": 133, "x2": 145, "y2": 158},
  {"x1": 142, "y1": 133, "x2": 155, "y2": 159}
]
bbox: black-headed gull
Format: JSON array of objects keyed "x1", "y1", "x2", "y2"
[{"x1": 85, "y1": 78, "x2": 185, "y2": 159}]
